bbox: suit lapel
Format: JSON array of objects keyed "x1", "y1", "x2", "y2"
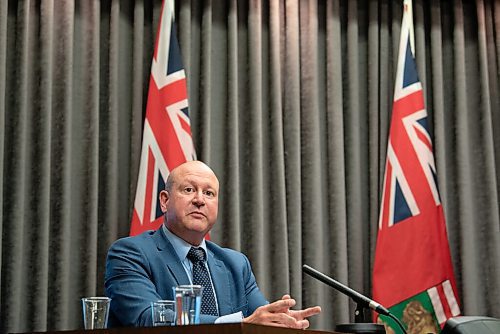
[
  {"x1": 152, "y1": 228, "x2": 191, "y2": 286},
  {"x1": 207, "y1": 249, "x2": 232, "y2": 315}
]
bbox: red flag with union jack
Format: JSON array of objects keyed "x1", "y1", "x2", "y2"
[
  {"x1": 130, "y1": 0, "x2": 196, "y2": 236},
  {"x1": 373, "y1": 1, "x2": 460, "y2": 332}
]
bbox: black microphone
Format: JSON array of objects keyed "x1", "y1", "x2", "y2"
[
  {"x1": 302, "y1": 264, "x2": 390, "y2": 316},
  {"x1": 303, "y1": 264, "x2": 408, "y2": 334}
]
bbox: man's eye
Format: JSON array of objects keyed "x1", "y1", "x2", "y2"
[
  {"x1": 204, "y1": 190, "x2": 215, "y2": 197},
  {"x1": 184, "y1": 187, "x2": 194, "y2": 193}
]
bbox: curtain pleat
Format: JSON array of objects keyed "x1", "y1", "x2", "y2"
[
  {"x1": 4, "y1": 1, "x2": 36, "y2": 330},
  {"x1": 266, "y1": 0, "x2": 290, "y2": 298},
  {"x1": 0, "y1": 4, "x2": 7, "y2": 316},
  {"x1": 476, "y1": 0, "x2": 500, "y2": 314},
  {"x1": 217, "y1": 0, "x2": 242, "y2": 251},
  {"x1": 324, "y1": 0, "x2": 350, "y2": 326},
  {"x1": 298, "y1": 0, "x2": 324, "y2": 317},
  {"x1": 1, "y1": 0, "x2": 499, "y2": 332},
  {"x1": 282, "y1": 0, "x2": 303, "y2": 307},
  {"x1": 454, "y1": 0, "x2": 484, "y2": 313},
  {"x1": 31, "y1": 0, "x2": 51, "y2": 325}
]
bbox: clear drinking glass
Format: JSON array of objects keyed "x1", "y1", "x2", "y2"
[
  {"x1": 81, "y1": 297, "x2": 111, "y2": 329},
  {"x1": 173, "y1": 285, "x2": 203, "y2": 325},
  {"x1": 151, "y1": 300, "x2": 176, "y2": 326}
]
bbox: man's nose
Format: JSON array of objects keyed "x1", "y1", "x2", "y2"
[{"x1": 192, "y1": 191, "x2": 205, "y2": 205}]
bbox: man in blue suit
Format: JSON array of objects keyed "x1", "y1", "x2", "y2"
[{"x1": 105, "y1": 161, "x2": 321, "y2": 328}]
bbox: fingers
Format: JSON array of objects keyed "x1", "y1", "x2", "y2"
[
  {"x1": 264, "y1": 298, "x2": 296, "y2": 313},
  {"x1": 290, "y1": 306, "x2": 322, "y2": 319},
  {"x1": 305, "y1": 306, "x2": 322, "y2": 317},
  {"x1": 273, "y1": 316, "x2": 309, "y2": 329},
  {"x1": 244, "y1": 304, "x2": 304, "y2": 329},
  {"x1": 244, "y1": 297, "x2": 321, "y2": 330},
  {"x1": 297, "y1": 319, "x2": 310, "y2": 329},
  {"x1": 269, "y1": 312, "x2": 305, "y2": 329},
  {"x1": 255, "y1": 310, "x2": 309, "y2": 329}
]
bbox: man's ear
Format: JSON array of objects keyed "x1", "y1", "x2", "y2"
[{"x1": 159, "y1": 190, "x2": 169, "y2": 213}]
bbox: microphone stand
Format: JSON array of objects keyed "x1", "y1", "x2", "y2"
[
  {"x1": 354, "y1": 301, "x2": 368, "y2": 323},
  {"x1": 303, "y1": 264, "x2": 408, "y2": 334}
]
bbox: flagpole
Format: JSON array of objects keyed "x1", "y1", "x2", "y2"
[{"x1": 405, "y1": 0, "x2": 415, "y2": 56}]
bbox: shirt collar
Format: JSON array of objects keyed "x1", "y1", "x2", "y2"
[{"x1": 162, "y1": 224, "x2": 208, "y2": 262}]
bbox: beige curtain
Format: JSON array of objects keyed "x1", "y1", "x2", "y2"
[{"x1": 1, "y1": 0, "x2": 499, "y2": 332}]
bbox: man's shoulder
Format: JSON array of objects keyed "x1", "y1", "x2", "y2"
[
  {"x1": 206, "y1": 240, "x2": 248, "y2": 261},
  {"x1": 109, "y1": 229, "x2": 159, "y2": 250}
]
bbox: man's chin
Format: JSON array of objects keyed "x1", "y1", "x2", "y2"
[{"x1": 185, "y1": 220, "x2": 214, "y2": 235}]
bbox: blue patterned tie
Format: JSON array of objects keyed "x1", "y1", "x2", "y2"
[{"x1": 187, "y1": 247, "x2": 219, "y2": 316}]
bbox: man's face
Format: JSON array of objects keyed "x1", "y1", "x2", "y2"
[{"x1": 160, "y1": 161, "x2": 219, "y2": 245}]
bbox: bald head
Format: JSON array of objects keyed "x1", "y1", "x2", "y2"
[{"x1": 165, "y1": 161, "x2": 219, "y2": 192}]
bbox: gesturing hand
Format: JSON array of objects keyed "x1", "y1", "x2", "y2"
[
  {"x1": 280, "y1": 295, "x2": 322, "y2": 328},
  {"x1": 243, "y1": 295, "x2": 321, "y2": 329}
]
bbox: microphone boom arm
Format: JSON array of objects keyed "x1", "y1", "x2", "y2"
[
  {"x1": 302, "y1": 264, "x2": 390, "y2": 316},
  {"x1": 302, "y1": 264, "x2": 408, "y2": 334}
]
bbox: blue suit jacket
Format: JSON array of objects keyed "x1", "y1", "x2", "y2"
[{"x1": 105, "y1": 228, "x2": 268, "y2": 327}]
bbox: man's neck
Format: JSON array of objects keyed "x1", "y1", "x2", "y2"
[{"x1": 164, "y1": 224, "x2": 204, "y2": 246}]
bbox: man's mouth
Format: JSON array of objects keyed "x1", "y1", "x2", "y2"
[{"x1": 189, "y1": 211, "x2": 206, "y2": 218}]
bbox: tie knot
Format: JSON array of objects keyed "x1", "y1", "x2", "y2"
[{"x1": 187, "y1": 247, "x2": 206, "y2": 263}]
